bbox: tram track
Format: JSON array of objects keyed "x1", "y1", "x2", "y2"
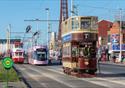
[
  {"x1": 15, "y1": 63, "x2": 125, "y2": 88},
  {"x1": 21, "y1": 64, "x2": 107, "y2": 88}
]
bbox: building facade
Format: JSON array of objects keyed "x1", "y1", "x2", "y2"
[
  {"x1": 0, "y1": 39, "x2": 21, "y2": 54},
  {"x1": 98, "y1": 20, "x2": 113, "y2": 46},
  {"x1": 49, "y1": 32, "x2": 56, "y2": 50},
  {"x1": 108, "y1": 21, "x2": 125, "y2": 62}
]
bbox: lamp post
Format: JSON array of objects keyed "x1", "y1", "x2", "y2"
[
  {"x1": 25, "y1": 25, "x2": 33, "y2": 47},
  {"x1": 6, "y1": 24, "x2": 11, "y2": 56},
  {"x1": 119, "y1": 8, "x2": 122, "y2": 62},
  {"x1": 45, "y1": 8, "x2": 50, "y2": 49},
  {"x1": 71, "y1": 0, "x2": 74, "y2": 16}
]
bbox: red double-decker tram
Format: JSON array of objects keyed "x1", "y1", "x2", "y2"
[
  {"x1": 12, "y1": 42, "x2": 24, "y2": 63},
  {"x1": 61, "y1": 16, "x2": 98, "y2": 77}
]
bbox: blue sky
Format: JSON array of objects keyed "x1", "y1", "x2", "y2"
[{"x1": 0, "y1": 0, "x2": 125, "y2": 45}]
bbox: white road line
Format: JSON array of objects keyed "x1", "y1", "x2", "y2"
[
  {"x1": 25, "y1": 65, "x2": 74, "y2": 88},
  {"x1": 19, "y1": 64, "x2": 125, "y2": 88},
  {"x1": 44, "y1": 66, "x2": 125, "y2": 88},
  {"x1": 95, "y1": 77, "x2": 125, "y2": 86}
]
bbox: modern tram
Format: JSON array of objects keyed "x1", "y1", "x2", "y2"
[{"x1": 28, "y1": 45, "x2": 48, "y2": 65}]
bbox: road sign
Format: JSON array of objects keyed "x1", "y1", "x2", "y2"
[{"x1": 2, "y1": 57, "x2": 13, "y2": 69}]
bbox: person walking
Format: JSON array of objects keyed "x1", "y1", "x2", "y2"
[
  {"x1": 112, "y1": 55, "x2": 116, "y2": 63},
  {"x1": 121, "y1": 55, "x2": 124, "y2": 63}
]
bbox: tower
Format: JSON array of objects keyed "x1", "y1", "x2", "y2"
[{"x1": 58, "y1": 0, "x2": 68, "y2": 41}]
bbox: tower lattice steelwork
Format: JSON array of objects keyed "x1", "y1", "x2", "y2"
[{"x1": 58, "y1": 0, "x2": 68, "y2": 41}]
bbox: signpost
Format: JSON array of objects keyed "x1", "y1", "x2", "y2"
[{"x1": 2, "y1": 57, "x2": 14, "y2": 88}]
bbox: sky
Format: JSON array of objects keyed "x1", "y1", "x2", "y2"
[{"x1": 0, "y1": 0, "x2": 125, "y2": 45}]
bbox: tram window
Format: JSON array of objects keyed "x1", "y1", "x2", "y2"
[
  {"x1": 37, "y1": 52, "x2": 47, "y2": 60},
  {"x1": 33, "y1": 52, "x2": 37, "y2": 59},
  {"x1": 62, "y1": 46, "x2": 71, "y2": 57},
  {"x1": 63, "y1": 47, "x2": 67, "y2": 57},
  {"x1": 19, "y1": 52, "x2": 23, "y2": 56},
  {"x1": 15, "y1": 52, "x2": 18, "y2": 56},
  {"x1": 81, "y1": 21, "x2": 90, "y2": 29},
  {"x1": 79, "y1": 48, "x2": 84, "y2": 56},
  {"x1": 72, "y1": 47, "x2": 78, "y2": 57},
  {"x1": 72, "y1": 18, "x2": 79, "y2": 30}
]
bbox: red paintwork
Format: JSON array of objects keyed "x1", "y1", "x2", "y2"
[
  {"x1": 89, "y1": 59, "x2": 97, "y2": 69},
  {"x1": 78, "y1": 58, "x2": 97, "y2": 70},
  {"x1": 13, "y1": 58, "x2": 24, "y2": 63},
  {"x1": 78, "y1": 58, "x2": 88, "y2": 69}
]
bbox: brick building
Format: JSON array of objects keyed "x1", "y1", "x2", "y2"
[
  {"x1": 98, "y1": 20, "x2": 113, "y2": 46},
  {"x1": 108, "y1": 21, "x2": 125, "y2": 62}
]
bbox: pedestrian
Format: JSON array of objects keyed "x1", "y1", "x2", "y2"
[
  {"x1": 121, "y1": 55, "x2": 124, "y2": 63},
  {"x1": 112, "y1": 55, "x2": 116, "y2": 63}
]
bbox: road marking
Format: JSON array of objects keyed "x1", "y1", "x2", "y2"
[
  {"x1": 43, "y1": 66, "x2": 125, "y2": 88},
  {"x1": 95, "y1": 77, "x2": 125, "y2": 86},
  {"x1": 24, "y1": 65, "x2": 74, "y2": 88},
  {"x1": 17, "y1": 64, "x2": 125, "y2": 88}
]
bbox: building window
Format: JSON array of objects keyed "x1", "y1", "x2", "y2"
[{"x1": 108, "y1": 35, "x2": 110, "y2": 42}]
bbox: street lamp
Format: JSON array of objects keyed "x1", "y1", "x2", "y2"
[
  {"x1": 45, "y1": 8, "x2": 50, "y2": 49},
  {"x1": 25, "y1": 25, "x2": 34, "y2": 47},
  {"x1": 6, "y1": 24, "x2": 11, "y2": 55},
  {"x1": 26, "y1": 25, "x2": 32, "y2": 33},
  {"x1": 119, "y1": 8, "x2": 122, "y2": 62}
]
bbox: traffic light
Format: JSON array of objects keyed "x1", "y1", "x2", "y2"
[{"x1": 26, "y1": 25, "x2": 32, "y2": 33}]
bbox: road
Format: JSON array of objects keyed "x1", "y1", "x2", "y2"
[{"x1": 15, "y1": 63, "x2": 125, "y2": 88}]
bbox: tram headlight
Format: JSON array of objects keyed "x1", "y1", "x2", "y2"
[{"x1": 85, "y1": 61, "x2": 89, "y2": 65}]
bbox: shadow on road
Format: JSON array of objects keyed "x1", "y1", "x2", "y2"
[{"x1": 97, "y1": 73, "x2": 125, "y2": 78}]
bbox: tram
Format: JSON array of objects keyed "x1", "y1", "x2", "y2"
[
  {"x1": 11, "y1": 41, "x2": 24, "y2": 63},
  {"x1": 61, "y1": 16, "x2": 98, "y2": 77},
  {"x1": 48, "y1": 49, "x2": 61, "y2": 64},
  {"x1": 12, "y1": 48, "x2": 24, "y2": 63},
  {"x1": 28, "y1": 45, "x2": 48, "y2": 65}
]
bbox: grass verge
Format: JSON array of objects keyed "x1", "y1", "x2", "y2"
[{"x1": 0, "y1": 61, "x2": 19, "y2": 82}]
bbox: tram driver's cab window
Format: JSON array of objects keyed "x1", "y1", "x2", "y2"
[
  {"x1": 72, "y1": 46, "x2": 79, "y2": 57},
  {"x1": 37, "y1": 51, "x2": 47, "y2": 60}
]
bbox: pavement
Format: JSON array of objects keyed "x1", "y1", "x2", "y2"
[
  {"x1": 0, "y1": 82, "x2": 27, "y2": 88},
  {"x1": 99, "y1": 61, "x2": 125, "y2": 66}
]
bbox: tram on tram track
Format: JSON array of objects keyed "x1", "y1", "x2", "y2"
[
  {"x1": 28, "y1": 45, "x2": 48, "y2": 65},
  {"x1": 11, "y1": 41, "x2": 24, "y2": 63},
  {"x1": 61, "y1": 16, "x2": 98, "y2": 77},
  {"x1": 12, "y1": 48, "x2": 24, "y2": 63}
]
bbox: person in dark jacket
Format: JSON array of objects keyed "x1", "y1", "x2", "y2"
[
  {"x1": 112, "y1": 55, "x2": 116, "y2": 63},
  {"x1": 121, "y1": 55, "x2": 124, "y2": 63}
]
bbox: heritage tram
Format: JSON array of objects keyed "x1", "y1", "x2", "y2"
[
  {"x1": 11, "y1": 42, "x2": 24, "y2": 63},
  {"x1": 61, "y1": 16, "x2": 98, "y2": 77}
]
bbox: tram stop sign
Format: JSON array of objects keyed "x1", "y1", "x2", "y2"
[{"x1": 2, "y1": 57, "x2": 14, "y2": 70}]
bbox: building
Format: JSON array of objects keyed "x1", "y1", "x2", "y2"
[
  {"x1": 108, "y1": 21, "x2": 125, "y2": 62},
  {"x1": 0, "y1": 39, "x2": 21, "y2": 54},
  {"x1": 49, "y1": 32, "x2": 56, "y2": 50},
  {"x1": 98, "y1": 20, "x2": 113, "y2": 46}
]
